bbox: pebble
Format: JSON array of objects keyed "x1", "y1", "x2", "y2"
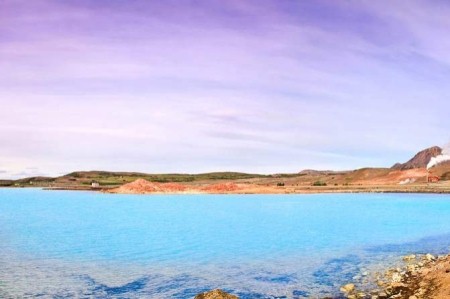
[
  {"x1": 356, "y1": 291, "x2": 365, "y2": 297},
  {"x1": 391, "y1": 272, "x2": 402, "y2": 282},
  {"x1": 425, "y1": 253, "x2": 436, "y2": 261},
  {"x1": 340, "y1": 283, "x2": 355, "y2": 293},
  {"x1": 194, "y1": 289, "x2": 238, "y2": 299},
  {"x1": 407, "y1": 265, "x2": 417, "y2": 272},
  {"x1": 403, "y1": 254, "x2": 416, "y2": 262}
]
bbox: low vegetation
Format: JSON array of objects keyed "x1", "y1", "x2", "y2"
[
  {"x1": 3, "y1": 145, "x2": 450, "y2": 191},
  {"x1": 0, "y1": 180, "x2": 13, "y2": 187}
]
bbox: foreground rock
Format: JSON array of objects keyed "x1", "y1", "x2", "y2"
[
  {"x1": 340, "y1": 253, "x2": 450, "y2": 299},
  {"x1": 340, "y1": 283, "x2": 356, "y2": 294},
  {"x1": 194, "y1": 289, "x2": 238, "y2": 299}
]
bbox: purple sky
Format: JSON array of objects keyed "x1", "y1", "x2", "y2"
[{"x1": 1, "y1": 0, "x2": 450, "y2": 179}]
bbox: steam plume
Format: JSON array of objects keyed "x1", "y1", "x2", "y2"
[{"x1": 427, "y1": 142, "x2": 450, "y2": 169}]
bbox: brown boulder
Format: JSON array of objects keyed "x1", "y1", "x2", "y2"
[{"x1": 194, "y1": 289, "x2": 239, "y2": 299}]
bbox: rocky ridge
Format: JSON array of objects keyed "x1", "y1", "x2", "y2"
[{"x1": 392, "y1": 146, "x2": 442, "y2": 170}]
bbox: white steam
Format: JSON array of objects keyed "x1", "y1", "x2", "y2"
[
  {"x1": 427, "y1": 143, "x2": 450, "y2": 169},
  {"x1": 399, "y1": 178, "x2": 416, "y2": 185}
]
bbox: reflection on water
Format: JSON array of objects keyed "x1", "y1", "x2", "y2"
[
  {"x1": 0, "y1": 189, "x2": 450, "y2": 298},
  {"x1": 2, "y1": 240, "x2": 449, "y2": 299}
]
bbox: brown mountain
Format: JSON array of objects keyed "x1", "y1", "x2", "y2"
[{"x1": 392, "y1": 146, "x2": 442, "y2": 170}]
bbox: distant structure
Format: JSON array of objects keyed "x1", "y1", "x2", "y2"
[
  {"x1": 427, "y1": 174, "x2": 440, "y2": 183},
  {"x1": 91, "y1": 181, "x2": 100, "y2": 188}
]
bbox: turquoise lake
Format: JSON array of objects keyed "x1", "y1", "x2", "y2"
[{"x1": 1, "y1": 189, "x2": 450, "y2": 298}]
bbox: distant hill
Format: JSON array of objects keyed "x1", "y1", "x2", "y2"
[
  {"x1": 1, "y1": 171, "x2": 269, "y2": 189},
  {"x1": 392, "y1": 146, "x2": 442, "y2": 170},
  {"x1": 3, "y1": 145, "x2": 450, "y2": 190},
  {"x1": 0, "y1": 179, "x2": 14, "y2": 187},
  {"x1": 62, "y1": 171, "x2": 267, "y2": 182}
]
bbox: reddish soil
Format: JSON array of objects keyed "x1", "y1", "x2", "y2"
[
  {"x1": 418, "y1": 255, "x2": 450, "y2": 299},
  {"x1": 200, "y1": 183, "x2": 241, "y2": 192},
  {"x1": 354, "y1": 168, "x2": 429, "y2": 185},
  {"x1": 109, "y1": 179, "x2": 246, "y2": 194},
  {"x1": 110, "y1": 179, "x2": 187, "y2": 194},
  {"x1": 107, "y1": 165, "x2": 450, "y2": 195},
  {"x1": 420, "y1": 256, "x2": 450, "y2": 299},
  {"x1": 108, "y1": 179, "x2": 266, "y2": 194}
]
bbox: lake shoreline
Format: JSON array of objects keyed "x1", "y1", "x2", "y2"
[
  {"x1": 336, "y1": 253, "x2": 450, "y2": 299},
  {"x1": 197, "y1": 253, "x2": 450, "y2": 299},
  {"x1": 38, "y1": 178, "x2": 450, "y2": 194},
  {"x1": 38, "y1": 186, "x2": 450, "y2": 195}
]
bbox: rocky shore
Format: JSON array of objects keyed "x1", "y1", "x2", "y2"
[
  {"x1": 339, "y1": 253, "x2": 450, "y2": 299},
  {"x1": 195, "y1": 253, "x2": 450, "y2": 299}
]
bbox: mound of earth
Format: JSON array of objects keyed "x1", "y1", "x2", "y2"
[
  {"x1": 108, "y1": 179, "x2": 253, "y2": 194},
  {"x1": 346, "y1": 167, "x2": 431, "y2": 185},
  {"x1": 366, "y1": 168, "x2": 428, "y2": 185},
  {"x1": 392, "y1": 146, "x2": 442, "y2": 170},
  {"x1": 429, "y1": 161, "x2": 450, "y2": 180},
  {"x1": 109, "y1": 179, "x2": 187, "y2": 194}
]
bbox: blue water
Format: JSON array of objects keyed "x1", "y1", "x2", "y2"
[{"x1": 1, "y1": 189, "x2": 450, "y2": 298}]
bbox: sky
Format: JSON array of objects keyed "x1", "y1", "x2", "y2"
[{"x1": 1, "y1": 0, "x2": 450, "y2": 179}]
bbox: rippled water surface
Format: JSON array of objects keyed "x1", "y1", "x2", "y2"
[{"x1": 1, "y1": 189, "x2": 450, "y2": 298}]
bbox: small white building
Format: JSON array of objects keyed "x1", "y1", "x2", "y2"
[{"x1": 91, "y1": 181, "x2": 100, "y2": 188}]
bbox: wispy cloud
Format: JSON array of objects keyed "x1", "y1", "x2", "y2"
[{"x1": 1, "y1": 0, "x2": 450, "y2": 178}]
